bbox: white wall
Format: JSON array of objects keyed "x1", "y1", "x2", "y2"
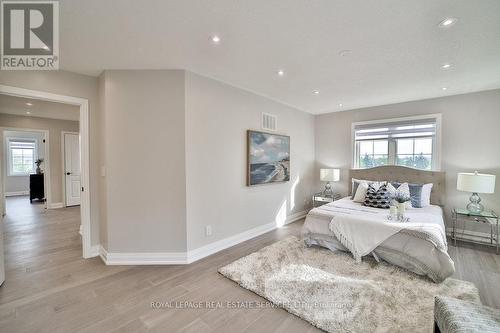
[
  {"x1": 185, "y1": 72, "x2": 315, "y2": 251},
  {"x1": 315, "y1": 89, "x2": 500, "y2": 229},
  {"x1": 99, "y1": 70, "x2": 315, "y2": 255},
  {"x1": 102, "y1": 70, "x2": 187, "y2": 253}
]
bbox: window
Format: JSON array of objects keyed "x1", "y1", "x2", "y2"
[
  {"x1": 8, "y1": 139, "x2": 37, "y2": 176},
  {"x1": 396, "y1": 137, "x2": 433, "y2": 170},
  {"x1": 358, "y1": 140, "x2": 388, "y2": 168},
  {"x1": 353, "y1": 115, "x2": 440, "y2": 170}
]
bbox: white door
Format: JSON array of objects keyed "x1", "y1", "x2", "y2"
[{"x1": 64, "y1": 133, "x2": 81, "y2": 207}]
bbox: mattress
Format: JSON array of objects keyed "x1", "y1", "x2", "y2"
[{"x1": 302, "y1": 197, "x2": 455, "y2": 282}]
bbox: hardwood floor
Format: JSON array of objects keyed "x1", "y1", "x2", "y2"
[{"x1": 1, "y1": 196, "x2": 499, "y2": 332}]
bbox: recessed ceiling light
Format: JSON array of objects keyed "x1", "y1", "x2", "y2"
[
  {"x1": 211, "y1": 35, "x2": 221, "y2": 44},
  {"x1": 277, "y1": 70, "x2": 285, "y2": 76},
  {"x1": 26, "y1": 102, "x2": 33, "y2": 106},
  {"x1": 339, "y1": 103, "x2": 343, "y2": 107},
  {"x1": 438, "y1": 17, "x2": 457, "y2": 27},
  {"x1": 442, "y1": 87, "x2": 448, "y2": 91},
  {"x1": 313, "y1": 90, "x2": 320, "y2": 95},
  {"x1": 26, "y1": 111, "x2": 31, "y2": 115},
  {"x1": 441, "y1": 63, "x2": 452, "y2": 70}
]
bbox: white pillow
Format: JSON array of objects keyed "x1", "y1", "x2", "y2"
[
  {"x1": 353, "y1": 182, "x2": 369, "y2": 203},
  {"x1": 386, "y1": 182, "x2": 412, "y2": 208},
  {"x1": 421, "y1": 183, "x2": 433, "y2": 207}
]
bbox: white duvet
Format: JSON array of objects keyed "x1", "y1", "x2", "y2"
[{"x1": 302, "y1": 197, "x2": 455, "y2": 282}]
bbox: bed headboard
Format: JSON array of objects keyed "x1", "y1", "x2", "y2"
[{"x1": 349, "y1": 166, "x2": 446, "y2": 206}]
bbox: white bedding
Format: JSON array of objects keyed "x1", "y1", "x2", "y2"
[{"x1": 302, "y1": 197, "x2": 455, "y2": 282}]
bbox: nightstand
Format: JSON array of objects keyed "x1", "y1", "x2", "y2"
[
  {"x1": 312, "y1": 192, "x2": 341, "y2": 208},
  {"x1": 451, "y1": 208, "x2": 499, "y2": 254}
]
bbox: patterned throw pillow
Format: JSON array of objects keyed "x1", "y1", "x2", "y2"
[
  {"x1": 391, "y1": 182, "x2": 424, "y2": 208},
  {"x1": 386, "y1": 182, "x2": 412, "y2": 208},
  {"x1": 363, "y1": 184, "x2": 390, "y2": 209}
]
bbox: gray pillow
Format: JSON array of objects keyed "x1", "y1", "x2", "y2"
[
  {"x1": 351, "y1": 179, "x2": 362, "y2": 199},
  {"x1": 391, "y1": 182, "x2": 424, "y2": 208}
]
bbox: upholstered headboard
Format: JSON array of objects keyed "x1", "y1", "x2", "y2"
[{"x1": 349, "y1": 166, "x2": 446, "y2": 206}]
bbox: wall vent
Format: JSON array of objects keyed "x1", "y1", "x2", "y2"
[{"x1": 261, "y1": 112, "x2": 277, "y2": 131}]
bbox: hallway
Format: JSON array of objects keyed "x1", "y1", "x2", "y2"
[{"x1": 0, "y1": 196, "x2": 82, "y2": 305}]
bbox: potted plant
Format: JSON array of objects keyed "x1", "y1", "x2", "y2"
[
  {"x1": 35, "y1": 158, "x2": 44, "y2": 174},
  {"x1": 392, "y1": 191, "x2": 411, "y2": 219}
]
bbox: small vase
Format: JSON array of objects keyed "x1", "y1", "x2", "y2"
[
  {"x1": 36, "y1": 167, "x2": 41, "y2": 174},
  {"x1": 397, "y1": 202, "x2": 406, "y2": 219}
]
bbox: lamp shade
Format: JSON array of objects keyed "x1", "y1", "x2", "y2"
[
  {"x1": 457, "y1": 171, "x2": 496, "y2": 194},
  {"x1": 320, "y1": 168, "x2": 340, "y2": 182}
]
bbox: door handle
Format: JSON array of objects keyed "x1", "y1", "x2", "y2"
[{"x1": 66, "y1": 172, "x2": 71, "y2": 175}]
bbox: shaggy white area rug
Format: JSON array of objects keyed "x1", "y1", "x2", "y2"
[{"x1": 218, "y1": 236, "x2": 480, "y2": 333}]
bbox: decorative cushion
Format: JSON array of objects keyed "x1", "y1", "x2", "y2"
[
  {"x1": 434, "y1": 296, "x2": 500, "y2": 333},
  {"x1": 391, "y1": 182, "x2": 424, "y2": 208},
  {"x1": 421, "y1": 183, "x2": 433, "y2": 207},
  {"x1": 386, "y1": 182, "x2": 412, "y2": 208},
  {"x1": 351, "y1": 178, "x2": 365, "y2": 199},
  {"x1": 363, "y1": 184, "x2": 390, "y2": 209},
  {"x1": 351, "y1": 178, "x2": 386, "y2": 199},
  {"x1": 353, "y1": 182, "x2": 369, "y2": 203}
]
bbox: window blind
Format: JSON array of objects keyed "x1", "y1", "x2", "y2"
[
  {"x1": 9, "y1": 139, "x2": 36, "y2": 150},
  {"x1": 354, "y1": 118, "x2": 437, "y2": 141}
]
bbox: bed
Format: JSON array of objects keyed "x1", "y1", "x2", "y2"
[{"x1": 302, "y1": 166, "x2": 455, "y2": 282}]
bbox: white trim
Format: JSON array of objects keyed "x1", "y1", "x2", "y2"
[
  {"x1": 0, "y1": 85, "x2": 92, "y2": 259},
  {"x1": 1, "y1": 127, "x2": 51, "y2": 209},
  {"x1": 48, "y1": 202, "x2": 63, "y2": 209},
  {"x1": 187, "y1": 210, "x2": 307, "y2": 263},
  {"x1": 61, "y1": 131, "x2": 80, "y2": 207},
  {"x1": 351, "y1": 113, "x2": 442, "y2": 170},
  {"x1": 89, "y1": 245, "x2": 100, "y2": 257},
  {"x1": 99, "y1": 245, "x2": 187, "y2": 265},
  {"x1": 5, "y1": 191, "x2": 29, "y2": 196},
  {"x1": 98, "y1": 210, "x2": 308, "y2": 265}
]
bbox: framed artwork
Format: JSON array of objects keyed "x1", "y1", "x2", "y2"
[{"x1": 247, "y1": 130, "x2": 290, "y2": 186}]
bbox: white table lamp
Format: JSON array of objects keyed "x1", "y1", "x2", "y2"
[
  {"x1": 457, "y1": 171, "x2": 496, "y2": 213},
  {"x1": 320, "y1": 168, "x2": 340, "y2": 197}
]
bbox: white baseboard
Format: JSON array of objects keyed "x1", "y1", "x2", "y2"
[
  {"x1": 99, "y1": 245, "x2": 187, "y2": 265},
  {"x1": 89, "y1": 245, "x2": 100, "y2": 257},
  {"x1": 48, "y1": 202, "x2": 64, "y2": 209},
  {"x1": 5, "y1": 191, "x2": 29, "y2": 197},
  {"x1": 186, "y1": 210, "x2": 307, "y2": 263},
  {"x1": 97, "y1": 210, "x2": 308, "y2": 266}
]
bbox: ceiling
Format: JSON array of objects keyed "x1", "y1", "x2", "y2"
[
  {"x1": 59, "y1": 0, "x2": 500, "y2": 114},
  {"x1": 0, "y1": 94, "x2": 80, "y2": 121}
]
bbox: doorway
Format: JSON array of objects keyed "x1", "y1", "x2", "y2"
[{"x1": 0, "y1": 84, "x2": 91, "y2": 260}]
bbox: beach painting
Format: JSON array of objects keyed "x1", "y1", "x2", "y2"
[{"x1": 247, "y1": 130, "x2": 290, "y2": 186}]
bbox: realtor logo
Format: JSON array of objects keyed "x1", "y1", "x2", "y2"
[{"x1": 1, "y1": 1, "x2": 59, "y2": 70}]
